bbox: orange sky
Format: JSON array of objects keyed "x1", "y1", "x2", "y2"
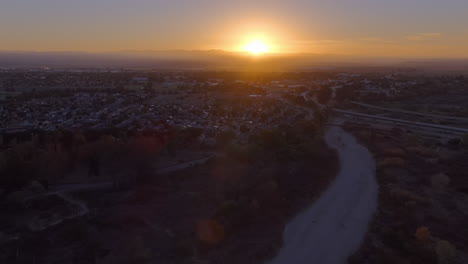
[{"x1": 1, "y1": 0, "x2": 468, "y2": 58}]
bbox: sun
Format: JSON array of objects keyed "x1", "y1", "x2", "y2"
[{"x1": 244, "y1": 41, "x2": 269, "y2": 54}]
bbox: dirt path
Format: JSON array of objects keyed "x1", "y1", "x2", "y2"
[
  {"x1": 269, "y1": 124, "x2": 378, "y2": 264},
  {"x1": 157, "y1": 155, "x2": 215, "y2": 174}
]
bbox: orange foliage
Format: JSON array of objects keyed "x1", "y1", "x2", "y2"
[
  {"x1": 129, "y1": 136, "x2": 163, "y2": 156},
  {"x1": 407, "y1": 146, "x2": 436, "y2": 158},
  {"x1": 415, "y1": 226, "x2": 431, "y2": 242},
  {"x1": 382, "y1": 147, "x2": 406, "y2": 157},
  {"x1": 196, "y1": 219, "x2": 225, "y2": 245},
  {"x1": 378, "y1": 157, "x2": 405, "y2": 169}
]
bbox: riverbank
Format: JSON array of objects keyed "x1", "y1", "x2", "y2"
[
  {"x1": 346, "y1": 124, "x2": 468, "y2": 264},
  {"x1": 269, "y1": 124, "x2": 377, "y2": 264}
]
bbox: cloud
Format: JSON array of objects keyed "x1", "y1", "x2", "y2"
[{"x1": 405, "y1": 33, "x2": 442, "y2": 41}]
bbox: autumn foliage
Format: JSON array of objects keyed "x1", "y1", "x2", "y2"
[
  {"x1": 196, "y1": 219, "x2": 225, "y2": 245},
  {"x1": 415, "y1": 226, "x2": 431, "y2": 242}
]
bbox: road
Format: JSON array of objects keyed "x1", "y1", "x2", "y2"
[
  {"x1": 350, "y1": 101, "x2": 468, "y2": 122},
  {"x1": 335, "y1": 109, "x2": 468, "y2": 134},
  {"x1": 156, "y1": 155, "x2": 216, "y2": 174},
  {"x1": 269, "y1": 123, "x2": 378, "y2": 264}
]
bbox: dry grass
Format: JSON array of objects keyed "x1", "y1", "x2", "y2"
[
  {"x1": 382, "y1": 147, "x2": 406, "y2": 157},
  {"x1": 431, "y1": 173, "x2": 450, "y2": 191},
  {"x1": 378, "y1": 157, "x2": 405, "y2": 169},
  {"x1": 407, "y1": 146, "x2": 437, "y2": 158}
]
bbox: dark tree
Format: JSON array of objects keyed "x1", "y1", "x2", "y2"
[{"x1": 317, "y1": 87, "x2": 332, "y2": 104}]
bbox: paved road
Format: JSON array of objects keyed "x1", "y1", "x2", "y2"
[
  {"x1": 269, "y1": 123, "x2": 378, "y2": 264},
  {"x1": 350, "y1": 101, "x2": 468, "y2": 122},
  {"x1": 335, "y1": 109, "x2": 468, "y2": 134}
]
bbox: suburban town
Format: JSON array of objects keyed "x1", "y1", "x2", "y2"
[
  {"x1": 2, "y1": 0, "x2": 468, "y2": 263},
  {"x1": 1, "y1": 68, "x2": 468, "y2": 263}
]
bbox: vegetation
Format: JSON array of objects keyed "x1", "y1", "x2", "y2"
[
  {"x1": 316, "y1": 86, "x2": 332, "y2": 104},
  {"x1": 347, "y1": 124, "x2": 467, "y2": 264},
  {"x1": 0, "y1": 128, "x2": 193, "y2": 193}
]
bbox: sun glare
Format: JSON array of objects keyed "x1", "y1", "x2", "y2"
[{"x1": 244, "y1": 41, "x2": 269, "y2": 54}]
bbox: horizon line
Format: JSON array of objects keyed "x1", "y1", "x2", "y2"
[{"x1": 1, "y1": 49, "x2": 468, "y2": 61}]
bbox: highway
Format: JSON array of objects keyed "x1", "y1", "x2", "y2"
[
  {"x1": 335, "y1": 109, "x2": 468, "y2": 134},
  {"x1": 350, "y1": 101, "x2": 468, "y2": 122}
]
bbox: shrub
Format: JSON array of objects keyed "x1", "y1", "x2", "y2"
[
  {"x1": 130, "y1": 235, "x2": 152, "y2": 263},
  {"x1": 6, "y1": 190, "x2": 32, "y2": 205},
  {"x1": 431, "y1": 173, "x2": 450, "y2": 190},
  {"x1": 462, "y1": 133, "x2": 468, "y2": 147},
  {"x1": 317, "y1": 87, "x2": 332, "y2": 104},
  {"x1": 383, "y1": 147, "x2": 406, "y2": 157},
  {"x1": 435, "y1": 240, "x2": 456, "y2": 264},
  {"x1": 378, "y1": 157, "x2": 405, "y2": 169},
  {"x1": 407, "y1": 146, "x2": 436, "y2": 158},
  {"x1": 216, "y1": 130, "x2": 235, "y2": 147},
  {"x1": 415, "y1": 226, "x2": 431, "y2": 242},
  {"x1": 390, "y1": 187, "x2": 430, "y2": 205},
  {"x1": 196, "y1": 219, "x2": 225, "y2": 245}
]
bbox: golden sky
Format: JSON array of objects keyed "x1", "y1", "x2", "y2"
[{"x1": 1, "y1": 0, "x2": 467, "y2": 58}]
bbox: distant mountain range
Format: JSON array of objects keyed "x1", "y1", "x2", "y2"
[{"x1": 0, "y1": 50, "x2": 467, "y2": 72}]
